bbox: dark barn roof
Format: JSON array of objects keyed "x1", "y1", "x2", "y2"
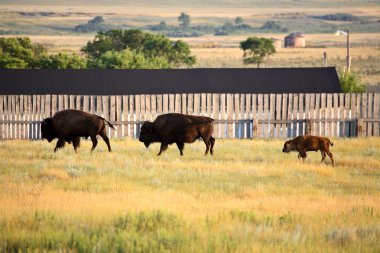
[{"x1": 0, "y1": 68, "x2": 341, "y2": 95}]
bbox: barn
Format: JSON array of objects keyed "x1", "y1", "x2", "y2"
[
  {"x1": 0, "y1": 67, "x2": 340, "y2": 95},
  {"x1": 4, "y1": 67, "x2": 376, "y2": 141},
  {"x1": 284, "y1": 32, "x2": 306, "y2": 48}
]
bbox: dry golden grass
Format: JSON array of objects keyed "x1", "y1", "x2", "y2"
[{"x1": 0, "y1": 138, "x2": 379, "y2": 251}]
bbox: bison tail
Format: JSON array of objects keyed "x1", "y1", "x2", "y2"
[
  {"x1": 105, "y1": 120, "x2": 116, "y2": 130},
  {"x1": 99, "y1": 116, "x2": 116, "y2": 130}
]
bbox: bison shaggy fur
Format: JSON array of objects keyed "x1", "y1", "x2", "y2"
[
  {"x1": 282, "y1": 135, "x2": 335, "y2": 166},
  {"x1": 139, "y1": 113, "x2": 215, "y2": 156},
  {"x1": 41, "y1": 109, "x2": 115, "y2": 152}
]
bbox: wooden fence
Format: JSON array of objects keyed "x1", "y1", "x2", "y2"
[{"x1": 0, "y1": 93, "x2": 379, "y2": 140}]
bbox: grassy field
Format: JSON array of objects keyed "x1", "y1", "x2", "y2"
[{"x1": 0, "y1": 138, "x2": 379, "y2": 252}]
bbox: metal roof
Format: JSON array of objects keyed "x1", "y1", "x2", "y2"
[{"x1": 0, "y1": 67, "x2": 341, "y2": 95}]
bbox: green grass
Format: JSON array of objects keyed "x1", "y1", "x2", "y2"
[{"x1": 0, "y1": 138, "x2": 379, "y2": 252}]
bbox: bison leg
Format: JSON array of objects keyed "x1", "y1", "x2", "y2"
[
  {"x1": 54, "y1": 138, "x2": 65, "y2": 152},
  {"x1": 201, "y1": 136, "x2": 211, "y2": 155},
  {"x1": 320, "y1": 150, "x2": 327, "y2": 164},
  {"x1": 72, "y1": 137, "x2": 81, "y2": 152},
  {"x1": 99, "y1": 131, "x2": 112, "y2": 152},
  {"x1": 325, "y1": 150, "x2": 335, "y2": 167},
  {"x1": 299, "y1": 151, "x2": 307, "y2": 163},
  {"x1": 157, "y1": 142, "x2": 168, "y2": 156},
  {"x1": 210, "y1": 137, "x2": 215, "y2": 155},
  {"x1": 176, "y1": 142, "x2": 185, "y2": 156},
  {"x1": 90, "y1": 135, "x2": 98, "y2": 152}
]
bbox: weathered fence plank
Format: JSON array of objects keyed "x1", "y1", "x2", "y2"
[
  {"x1": 227, "y1": 94, "x2": 233, "y2": 138},
  {"x1": 326, "y1": 94, "x2": 332, "y2": 137},
  {"x1": 213, "y1": 93, "x2": 220, "y2": 138},
  {"x1": 257, "y1": 94, "x2": 263, "y2": 138},
  {"x1": 169, "y1": 94, "x2": 175, "y2": 113},
  {"x1": 181, "y1": 94, "x2": 187, "y2": 115},
  {"x1": 220, "y1": 94, "x2": 226, "y2": 138},
  {"x1": 362, "y1": 93, "x2": 368, "y2": 137},
  {"x1": 251, "y1": 94, "x2": 256, "y2": 138},
  {"x1": 194, "y1": 94, "x2": 200, "y2": 116},
  {"x1": 175, "y1": 94, "x2": 181, "y2": 114},
  {"x1": 281, "y1": 94, "x2": 287, "y2": 138},
  {"x1": 367, "y1": 93, "x2": 373, "y2": 136},
  {"x1": 299, "y1": 93, "x2": 304, "y2": 135},
  {"x1": 374, "y1": 93, "x2": 380, "y2": 135},
  {"x1": 269, "y1": 94, "x2": 275, "y2": 137},
  {"x1": 292, "y1": 94, "x2": 299, "y2": 137},
  {"x1": 116, "y1": 96, "x2": 122, "y2": 138},
  {"x1": 128, "y1": 95, "x2": 134, "y2": 138},
  {"x1": 207, "y1": 93, "x2": 212, "y2": 117},
  {"x1": 122, "y1": 95, "x2": 128, "y2": 137}
]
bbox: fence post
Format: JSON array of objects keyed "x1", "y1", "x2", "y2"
[
  {"x1": 305, "y1": 119, "x2": 312, "y2": 135},
  {"x1": 357, "y1": 118, "x2": 364, "y2": 137}
]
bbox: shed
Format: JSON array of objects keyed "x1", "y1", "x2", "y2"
[{"x1": 285, "y1": 32, "x2": 305, "y2": 48}]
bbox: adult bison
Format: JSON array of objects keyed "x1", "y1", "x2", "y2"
[
  {"x1": 41, "y1": 109, "x2": 115, "y2": 152},
  {"x1": 139, "y1": 113, "x2": 215, "y2": 156},
  {"x1": 282, "y1": 135, "x2": 335, "y2": 166}
]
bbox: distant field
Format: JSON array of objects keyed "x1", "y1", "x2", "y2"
[
  {"x1": 0, "y1": 138, "x2": 379, "y2": 252},
  {"x1": 8, "y1": 33, "x2": 379, "y2": 85},
  {"x1": 1, "y1": 3, "x2": 379, "y2": 85}
]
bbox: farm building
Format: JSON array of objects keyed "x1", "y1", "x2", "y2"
[
  {"x1": 0, "y1": 67, "x2": 340, "y2": 95},
  {"x1": 284, "y1": 32, "x2": 306, "y2": 48},
  {"x1": 1, "y1": 67, "x2": 379, "y2": 140}
]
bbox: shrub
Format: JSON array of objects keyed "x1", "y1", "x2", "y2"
[{"x1": 339, "y1": 71, "x2": 365, "y2": 93}]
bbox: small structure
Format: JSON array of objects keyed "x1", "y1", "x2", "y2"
[
  {"x1": 271, "y1": 38, "x2": 282, "y2": 49},
  {"x1": 284, "y1": 32, "x2": 305, "y2": 48}
]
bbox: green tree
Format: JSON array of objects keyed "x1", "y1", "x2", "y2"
[
  {"x1": 234, "y1": 17, "x2": 244, "y2": 25},
  {"x1": 239, "y1": 37, "x2": 276, "y2": 67},
  {"x1": 82, "y1": 29, "x2": 196, "y2": 68},
  {"x1": 0, "y1": 37, "x2": 47, "y2": 68},
  {"x1": 87, "y1": 49, "x2": 171, "y2": 69},
  {"x1": 178, "y1": 12, "x2": 190, "y2": 29},
  {"x1": 339, "y1": 71, "x2": 365, "y2": 93},
  {"x1": 39, "y1": 53, "x2": 87, "y2": 69}
]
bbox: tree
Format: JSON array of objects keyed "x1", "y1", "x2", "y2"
[
  {"x1": 339, "y1": 71, "x2": 365, "y2": 93},
  {"x1": 82, "y1": 29, "x2": 196, "y2": 67},
  {"x1": 178, "y1": 12, "x2": 190, "y2": 29},
  {"x1": 234, "y1": 17, "x2": 244, "y2": 25},
  {"x1": 87, "y1": 49, "x2": 171, "y2": 69},
  {"x1": 74, "y1": 16, "x2": 110, "y2": 33},
  {"x1": 239, "y1": 37, "x2": 276, "y2": 67},
  {"x1": 39, "y1": 53, "x2": 87, "y2": 69},
  {"x1": 81, "y1": 29, "x2": 147, "y2": 58},
  {"x1": 0, "y1": 37, "x2": 47, "y2": 68},
  {"x1": 157, "y1": 21, "x2": 167, "y2": 31}
]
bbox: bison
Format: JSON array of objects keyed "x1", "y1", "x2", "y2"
[
  {"x1": 282, "y1": 135, "x2": 335, "y2": 166},
  {"x1": 41, "y1": 109, "x2": 115, "y2": 152},
  {"x1": 139, "y1": 113, "x2": 215, "y2": 156}
]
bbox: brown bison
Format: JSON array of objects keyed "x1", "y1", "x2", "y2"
[
  {"x1": 282, "y1": 135, "x2": 335, "y2": 166},
  {"x1": 41, "y1": 109, "x2": 115, "y2": 152},
  {"x1": 139, "y1": 113, "x2": 215, "y2": 156}
]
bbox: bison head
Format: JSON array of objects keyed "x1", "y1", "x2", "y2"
[
  {"x1": 41, "y1": 118, "x2": 56, "y2": 142},
  {"x1": 282, "y1": 139, "x2": 298, "y2": 153},
  {"x1": 139, "y1": 121, "x2": 158, "y2": 148}
]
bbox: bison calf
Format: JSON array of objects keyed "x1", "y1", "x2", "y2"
[
  {"x1": 282, "y1": 135, "x2": 334, "y2": 166},
  {"x1": 41, "y1": 109, "x2": 115, "y2": 152},
  {"x1": 139, "y1": 113, "x2": 215, "y2": 156}
]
